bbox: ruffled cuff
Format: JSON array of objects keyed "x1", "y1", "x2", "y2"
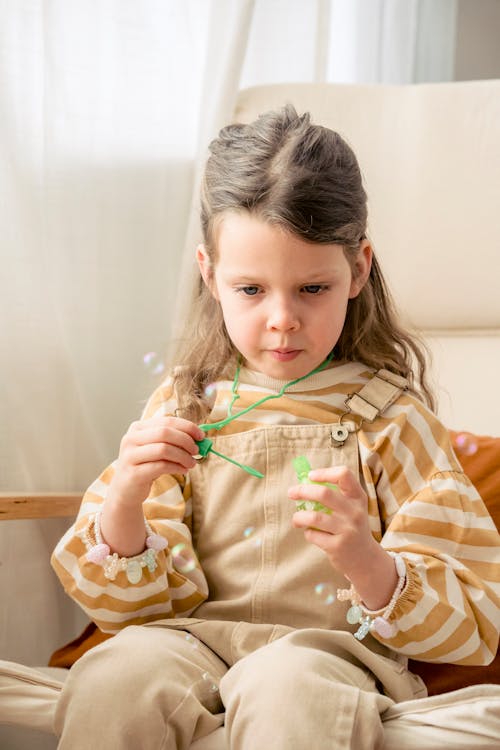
[{"x1": 337, "y1": 553, "x2": 421, "y2": 641}]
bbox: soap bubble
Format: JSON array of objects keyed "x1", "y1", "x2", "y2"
[
  {"x1": 185, "y1": 634, "x2": 198, "y2": 649},
  {"x1": 243, "y1": 526, "x2": 262, "y2": 548},
  {"x1": 314, "y1": 582, "x2": 336, "y2": 605},
  {"x1": 453, "y1": 432, "x2": 478, "y2": 457},
  {"x1": 204, "y1": 383, "x2": 217, "y2": 398},
  {"x1": 202, "y1": 672, "x2": 219, "y2": 693},
  {"x1": 143, "y1": 351, "x2": 165, "y2": 376},
  {"x1": 172, "y1": 543, "x2": 196, "y2": 574}
]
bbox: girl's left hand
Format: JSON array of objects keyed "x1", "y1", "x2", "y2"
[{"x1": 288, "y1": 465, "x2": 380, "y2": 582}]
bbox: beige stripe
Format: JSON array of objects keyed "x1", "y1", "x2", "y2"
[
  {"x1": 414, "y1": 618, "x2": 478, "y2": 662},
  {"x1": 52, "y1": 556, "x2": 173, "y2": 610},
  {"x1": 149, "y1": 473, "x2": 183, "y2": 499},
  {"x1": 399, "y1": 500, "x2": 496, "y2": 530},
  {"x1": 385, "y1": 565, "x2": 461, "y2": 651},
  {"x1": 145, "y1": 503, "x2": 187, "y2": 521},
  {"x1": 142, "y1": 383, "x2": 175, "y2": 419},
  {"x1": 359, "y1": 425, "x2": 416, "y2": 509},
  {"x1": 458, "y1": 558, "x2": 500, "y2": 582},
  {"x1": 415, "y1": 483, "x2": 492, "y2": 518},
  {"x1": 53, "y1": 560, "x2": 206, "y2": 629},
  {"x1": 99, "y1": 465, "x2": 115, "y2": 486},
  {"x1": 386, "y1": 513, "x2": 499, "y2": 547},
  {"x1": 60, "y1": 528, "x2": 203, "y2": 593}
]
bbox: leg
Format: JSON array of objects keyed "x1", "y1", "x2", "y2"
[
  {"x1": 54, "y1": 626, "x2": 227, "y2": 750},
  {"x1": 220, "y1": 629, "x2": 393, "y2": 750}
]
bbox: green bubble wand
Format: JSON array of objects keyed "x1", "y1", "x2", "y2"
[{"x1": 195, "y1": 353, "x2": 335, "y2": 479}]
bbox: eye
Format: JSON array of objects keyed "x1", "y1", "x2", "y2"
[
  {"x1": 237, "y1": 286, "x2": 260, "y2": 296},
  {"x1": 302, "y1": 284, "x2": 328, "y2": 294}
]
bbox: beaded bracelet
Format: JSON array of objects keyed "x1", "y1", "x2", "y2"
[
  {"x1": 337, "y1": 553, "x2": 407, "y2": 641},
  {"x1": 78, "y1": 512, "x2": 168, "y2": 584}
]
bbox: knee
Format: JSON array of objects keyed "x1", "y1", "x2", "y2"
[
  {"x1": 221, "y1": 636, "x2": 369, "y2": 711},
  {"x1": 221, "y1": 638, "x2": 324, "y2": 706},
  {"x1": 64, "y1": 626, "x2": 169, "y2": 698}
]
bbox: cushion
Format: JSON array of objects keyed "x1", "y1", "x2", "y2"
[
  {"x1": 50, "y1": 430, "x2": 500, "y2": 696},
  {"x1": 49, "y1": 622, "x2": 111, "y2": 668}
]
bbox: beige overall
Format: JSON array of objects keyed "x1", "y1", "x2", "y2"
[{"x1": 54, "y1": 372, "x2": 426, "y2": 750}]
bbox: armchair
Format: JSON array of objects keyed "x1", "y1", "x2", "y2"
[{"x1": 2, "y1": 78, "x2": 499, "y2": 749}]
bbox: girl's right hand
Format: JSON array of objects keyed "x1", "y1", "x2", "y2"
[{"x1": 108, "y1": 417, "x2": 205, "y2": 508}]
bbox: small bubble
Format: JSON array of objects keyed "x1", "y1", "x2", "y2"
[
  {"x1": 314, "y1": 582, "x2": 336, "y2": 605},
  {"x1": 454, "y1": 432, "x2": 478, "y2": 457},
  {"x1": 185, "y1": 634, "x2": 198, "y2": 649},
  {"x1": 204, "y1": 383, "x2": 217, "y2": 398},
  {"x1": 172, "y1": 543, "x2": 196, "y2": 574},
  {"x1": 243, "y1": 526, "x2": 262, "y2": 548},
  {"x1": 143, "y1": 351, "x2": 165, "y2": 376},
  {"x1": 202, "y1": 672, "x2": 219, "y2": 693}
]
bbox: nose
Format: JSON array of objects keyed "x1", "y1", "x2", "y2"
[{"x1": 266, "y1": 295, "x2": 300, "y2": 332}]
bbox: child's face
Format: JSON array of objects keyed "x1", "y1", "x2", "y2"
[{"x1": 197, "y1": 212, "x2": 371, "y2": 380}]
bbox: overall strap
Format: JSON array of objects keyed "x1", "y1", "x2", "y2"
[{"x1": 344, "y1": 369, "x2": 409, "y2": 422}]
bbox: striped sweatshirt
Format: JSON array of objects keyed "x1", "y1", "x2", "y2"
[{"x1": 51, "y1": 361, "x2": 500, "y2": 665}]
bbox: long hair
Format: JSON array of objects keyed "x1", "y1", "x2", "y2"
[{"x1": 171, "y1": 104, "x2": 434, "y2": 421}]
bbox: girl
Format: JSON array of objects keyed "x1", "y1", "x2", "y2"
[{"x1": 51, "y1": 105, "x2": 499, "y2": 750}]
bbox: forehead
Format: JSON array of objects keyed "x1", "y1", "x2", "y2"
[{"x1": 214, "y1": 212, "x2": 347, "y2": 276}]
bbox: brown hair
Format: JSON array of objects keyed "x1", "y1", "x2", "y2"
[{"x1": 171, "y1": 104, "x2": 434, "y2": 420}]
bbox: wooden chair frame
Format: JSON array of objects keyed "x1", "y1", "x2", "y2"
[{"x1": 0, "y1": 494, "x2": 82, "y2": 521}]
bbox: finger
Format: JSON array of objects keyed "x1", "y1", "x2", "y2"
[
  {"x1": 288, "y1": 483, "x2": 336, "y2": 511},
  {"x1": 132, "y1": 459, "x2": 194, "y2": 482},
  {"x1": 128, "y1": 443, "x2": 197, "y2": 470},
  {"x1": 308, "y1": 466, "x2": 365, "y2": 501},
  {"x1": 132, "y1": 417, "x2": 205, "y2": 442},
  {"x1": 302, "y1": 526, "x2": 341, "y2": 553},
  {"x1": 130, "y1": 426, "x2": 201, "y2": 457},
  {"x1": 292, "y1": 509, "x2": 337, "y2": 534}
]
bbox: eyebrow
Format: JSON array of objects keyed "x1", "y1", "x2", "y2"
[{"x1": 221, "y1": 269, "x2": 343, "y2": 282}]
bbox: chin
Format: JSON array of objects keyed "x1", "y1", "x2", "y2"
[{"x1": 262, "y1": 359, "x2": 317, "y2": 381}]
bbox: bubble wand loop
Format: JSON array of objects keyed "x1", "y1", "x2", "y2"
[{"x1": 195, "y1": 353, "x2": 334, "y2": 478}]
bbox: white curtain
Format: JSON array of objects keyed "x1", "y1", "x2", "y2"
[
  {"x1": 326, "y1": 0, "x2": 457, "y2": 84},
  {"x1": 0, "y1": 0, "x2": 457, "y2": 666}
]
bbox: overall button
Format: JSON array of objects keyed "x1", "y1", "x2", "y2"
[{"x1": 331, "y1": 424, "x2": 349, "y2": 446}]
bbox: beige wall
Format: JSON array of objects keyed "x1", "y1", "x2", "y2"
[{"x1": 454, "y1": 0, "x2": 500, "y2": 80}]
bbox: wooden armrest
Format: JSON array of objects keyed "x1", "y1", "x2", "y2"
[{"x1": 0, "y1": 493, "x2": 82, "y2": 520}]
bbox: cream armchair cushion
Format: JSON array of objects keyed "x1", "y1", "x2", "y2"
[{"x1": 1, "y1": 661, "x2": 500, "y2": 750}]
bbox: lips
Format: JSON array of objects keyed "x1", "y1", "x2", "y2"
[{"x1": 269, "y1": 349, "x2": 301, "y2": 362}]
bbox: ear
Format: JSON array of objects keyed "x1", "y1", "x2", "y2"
[
  {"x1": 348, "y1": 240, "x2": 373, "y2": 299},
  {"x1": 196, "y1": 244, "x2": 219, "y2": 300}
]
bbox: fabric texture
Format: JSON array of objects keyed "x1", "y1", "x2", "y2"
[
  {"x1": 49, "y1": 428, "x2": 500, "y2": 698},
  {"x1": 409, "y1": 430, "x2": 500, "y2": 694},
  {"x1": 51, "y1": 363, "x2": 500, "y2": 664},
  {"x1": 54, "y1": 626, "x2": 227, "y2": 750},
  {"x1": 2, "y1": 658, "x2": 499, "y2": 750},
  {"x1": 0, "y1": 660, "x2": 65, "y2": 732},
  {"x1": 53, "y1": 622, "x2": 422, "y2": 750},
  {"x1": 381, "y1": 684, "x2": 500, "y2": 750},
  {"x1": 5, "y1": 370, "x2": 500, "y2": 748}
]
